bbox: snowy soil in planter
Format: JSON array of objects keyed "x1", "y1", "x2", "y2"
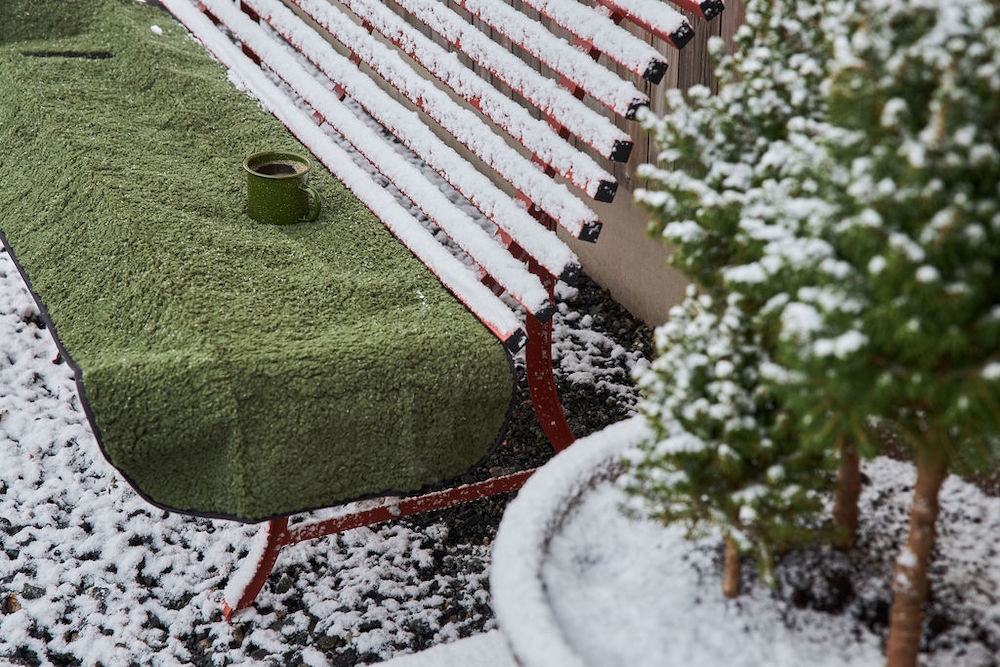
[{"x1": 492, "y1": 417, "x2": 1000, "y2": 667}]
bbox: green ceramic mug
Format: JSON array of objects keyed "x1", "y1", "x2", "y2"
[{"x1": 243, "y1": 150, "x2": 321, "y2": 225}]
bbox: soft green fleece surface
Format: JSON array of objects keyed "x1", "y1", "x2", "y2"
[{"x1": 0, "y1": 0, "x2": 512, "y2": 522}]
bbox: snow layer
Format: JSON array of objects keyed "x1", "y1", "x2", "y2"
[
  {"x1": 274, "y1": 0, "x2": 601, "y2": 236},
  {"x1": 515, "y1": 0, "x2": 675, "y2": 77},
  {"x1": 379, "y1": 630, "x2": 516, "y2": 667},
  {"x1": 395, "y1": 0, "x2": 632, "y2": 156},
  {"x1": 493, "y1": 415, "x2": 1000, "y2": 666},
  {"x1": 491, "y1": 417, "x2": 651, "y2": 667},
  {"x1": 334, "y1": 0, "x2": 616, "y2": 197},
  {"x1": 602, "y1": 0, "x2": 695, "y2": 38},
  {"x1": 457, "y1": 0, "x2": 648, "y2": 118},
  {"x1": 0, "y1": 230, "x2": 644, "y2": 665}
]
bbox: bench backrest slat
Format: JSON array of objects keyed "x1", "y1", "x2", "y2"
[
  {"x1": 454, "y1": 0, "x2": 648, "y2": 119},
  {"x1": 599, "y1": 0, "x2": 726, "y2": 26},
  {"x1": 288, "y1": 0, "x2": 616, "y2": 207},
  {"x1": 244, "y1": 0, "x2": 597, "y2": 254},
  {"x1": 597, "y1": 0, "x2": 724, "y2": 43},
  {"x1": 244, "y1": 0, "x2": 600, "y2": 247},
  {"x1": 330, "y1": 0, "x2": 618, "y2": 202},
  {"x1": 394, "y1": 0, "x2": 634, "y2": 162},
  {"x1": 210, "y1": 0, "x2": 561, "y2": 321},
  {"x1": 514, "y1": 0, "x2": 686, "y2": 82}
]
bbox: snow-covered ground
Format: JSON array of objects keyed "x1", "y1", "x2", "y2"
[
  {"x1": 0, "y1": 3, "x2": 654, "y2": 661},
  {"x1": 0, "y1": 243, "x2": 645, "y2": 666}
]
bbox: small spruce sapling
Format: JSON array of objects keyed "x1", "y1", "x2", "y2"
[
  {"x1": 633, "y1": 0, "x2": 868, "y2": 550},
  {"x1": 810, "y1": 1, "x2": 1000, "y2": 664},
  {"x1": 622, "y1": 288, "x2": 831, "y2": 597}
]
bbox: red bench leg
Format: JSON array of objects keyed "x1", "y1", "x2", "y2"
[
  {"x1": 520, "y1": 205, "x2": 577, "y2": 453},
  {"x1": 222, "y1": 517, "x2": 289, "y2": 621},
  {"x1": 219, "y1": 471, "x2": 537, "y2": 619},
  {"x1": 525, "y1": 285, "x2": 575, "y2": 452}
]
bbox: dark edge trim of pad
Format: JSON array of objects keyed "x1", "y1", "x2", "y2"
[
  {"x1": 2, "y1": 231, "x2": 522, "y2": 525},
  {"x1": 21, "y1": 51, "x2": 115, "y2": 60}
]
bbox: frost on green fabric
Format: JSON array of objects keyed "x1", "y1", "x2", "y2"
[{"x1": 0, "y1": 0, "x2": 512, "y2": 522}]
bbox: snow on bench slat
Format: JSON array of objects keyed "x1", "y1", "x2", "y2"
[
  {"x1": 160, "y1": 0, "x2": 528, "y2": 348},
  {"x1": 455, "y1": 0, "x2": 648, "y2": 119},
  {"x1": 596, "y1": 0, "x2": 724, "y2": 39},
  {"x1": 227, "y1": 2, "x2": 561, "y2": 318},
  {"x1": 395, "y1": 0, "x2": 633, "y2": 160},
  {"x1": 331, "y1": 0, "x2": 618, "y2": 200},
  {"x1": 241, "y1": 0, "x2": 599, "y2": 248},
  {"x1": 282, "y1": 0, "x2": 615, "y2": 209},
  {"x1": 210, "y1": 0, "x2": 569, "y2": 318},
  {"x1": 515, "y1": 0, "x2": 685, "y2": 81}
]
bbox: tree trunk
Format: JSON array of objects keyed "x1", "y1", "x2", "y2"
[
  {"x1": 884, "y1": 447, "x2": 949, "y2": 667},
  {"x1": 833, "y1": 436, "x2": 861, "y2": 550},
  {"x1": 723, "y1": 535, "x2": 740, "y2": 598}
]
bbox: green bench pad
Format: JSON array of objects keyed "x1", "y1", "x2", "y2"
[{"x1": 0, "y1": 0, "x2": 513, "y2": 522}]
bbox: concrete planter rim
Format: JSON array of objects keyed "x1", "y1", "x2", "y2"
[{"x1": 489, "y1": 416, "x2": 651, "y2": 667}]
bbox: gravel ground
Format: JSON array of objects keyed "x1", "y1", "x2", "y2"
[
  {"x1": 0, "y1": 5, "x2": 657, "y2": 662},
  {"x1": 0, "y1": 241, "x2": 653, "y2": 666}
]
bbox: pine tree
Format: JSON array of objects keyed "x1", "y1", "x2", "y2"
[
  {"x1": 623, "y1": 288, "x2": 831, "y2": 596},
  {"x1": 630, "y1": 1, "x2": 1000, "y2": 661},
  {"x1": 810, "y1": 1, "x2": 1000, "y2": 664},
  {"x1": 634, "y1": 0, "x2": 870, "y2": 550},
  {"x1": 623, "y1": 0, "x2": 849, "y2": 593}
]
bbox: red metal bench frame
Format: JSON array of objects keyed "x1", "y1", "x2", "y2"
[{"x1": 156, "y1": 0, "x2": 723, "y2": 620}]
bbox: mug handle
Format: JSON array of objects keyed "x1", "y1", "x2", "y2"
[{"x1": 300, "y1": 184, "x2": 321, "y2": 222}]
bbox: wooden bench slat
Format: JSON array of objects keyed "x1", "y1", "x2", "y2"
[
  {"x1": 187, "y1": 0, "x2": 545, "y2": 339},
  {"x1": 224, "y1": 0, "x2": 582, "y2": 299},
  {"x1": 216, "y1": 0, "x2": 561, "y2": 318},
  {"x1": 239, "y1": 0, "x2": 600, "y2": 250},
  {"x1": 395, "y1": 0, "x2": 634, "y2": 162},
  {"x1": 455, "y1": 0, "x2": 649, "y2": 119},
  {"x1": 284, "y1": 0, "x2": 616, "y2": 205},
  {"x1": 330, "y1": 0, "x2": 619, "y2": 201},
  {"x1": 515, "y1": 0, "x2": 689, "y2": 82},
  {"x1": 595, "y1": 0, "x2": 725, "y2": 38}
]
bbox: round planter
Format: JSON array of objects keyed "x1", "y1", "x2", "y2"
[
  {"x1": 490, "y1": 416, "x2": 651, "y2": 667},
  {"x1": 489, "y1": 416, "x2": 900, "y2": 667}
]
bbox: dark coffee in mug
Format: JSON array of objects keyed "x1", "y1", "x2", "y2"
[{"x1": 252, "y1": 161, "x2": 305, "y2": 177}]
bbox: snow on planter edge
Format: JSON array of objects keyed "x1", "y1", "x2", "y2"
[{"x1": 490, "y1": 415, "x2": 650, "y2": 667}]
